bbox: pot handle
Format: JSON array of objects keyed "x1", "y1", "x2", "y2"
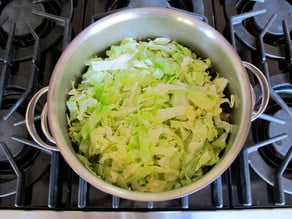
[
  {"x1": 25, "y1": 86, "x2": 59, "y2": 152},
  {"x1": 242, "y1": 61, "x2": 270, "y2": 121}
]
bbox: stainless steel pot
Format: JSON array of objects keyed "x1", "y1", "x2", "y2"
[{"x1": 26, "y1": 7, "x2": 270, "y2": 201}]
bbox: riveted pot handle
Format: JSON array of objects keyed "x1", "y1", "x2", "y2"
[
  {"x1": 242, "y1": 61, "x2": 270, "y2": 121},
  {"x1": 25, "y1": 86, "x2": 59, "y2": 152}
]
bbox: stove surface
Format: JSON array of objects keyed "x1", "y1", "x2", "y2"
[
  {"x1": 0, "y1": 0, "x2": 291, "y2": 212},
  {"x1": 1, "y1": 209, "x2": 292, "y2": 219}
]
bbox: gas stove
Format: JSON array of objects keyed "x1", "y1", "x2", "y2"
[{"x1": 0, "y1": 0, "x2": 291, "y2": 217}]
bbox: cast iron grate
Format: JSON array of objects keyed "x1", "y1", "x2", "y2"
[
  {"x1": 0, "y1": 0, "x2": 73, "y2": 209},
  {"x1": 227, "y1": 0, "x2": 292, "y2": 206},
  {"x1": 225, "y1": 0, "x2": 292, "y2": 59},
  {"x1": 0, "y1": 0, "x2": 73, "y2": 61}
]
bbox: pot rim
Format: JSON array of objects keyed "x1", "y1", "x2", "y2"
[{"x1": 47, "y1": 7, "x2": 252, "y2": 201}]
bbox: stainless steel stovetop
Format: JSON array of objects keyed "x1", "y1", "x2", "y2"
[{"x1": 0, "y1": 0, "x2": 291, "y2": 216}]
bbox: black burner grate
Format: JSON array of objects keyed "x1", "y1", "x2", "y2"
[
  {"x1": 225, "y1": 0, "x2": 292, "y2": 59},
  {"x1": 0, "y1": 0, "x2": 73, "y2": 61},
  {"x1": 1, "y1": 0, "x2": 292, "y2": 211},
  {"x1": 226, "y1": 0, "x2": 292, "y2": 207},
  {"x1": 0, "y1": 0, "x2": 74, "y2": 209}
]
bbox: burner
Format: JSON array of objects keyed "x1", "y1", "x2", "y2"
[
  {"x1": 0, "y1": 0, "x2": 73, "y2": 61},
  {"x1": 253, "y1": 0, "x2": 292, "y2": 36},
  {"x1": 250, "y1": 76, "x2": 292, "y2": 193},
  {"x1": 268, "y1": 107, "x2": 292, "y2": 157},
  {"x1": 254, "y1": 92, "x2": 292, "y2": 172},
  {"x1": 0, "y1": 0, "x2": 45, "y2": 37},
  {"x1": 0, "y1": 109, "x2": 26, "y2": 162},
  {"x1": 224, "y1": 0, "x2": 292, "y2": 59},
  {"x1": 0, "y1": 90, "x2": 50, "y2": 197}
]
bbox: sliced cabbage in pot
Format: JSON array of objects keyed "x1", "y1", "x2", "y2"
[{"x1": 66, "y1": 37, "x2": 234, "y2": 193}]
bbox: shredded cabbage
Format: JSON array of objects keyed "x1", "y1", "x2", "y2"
[{"x1": 66, "y1": 37, "x2": 234, "y2": 193}]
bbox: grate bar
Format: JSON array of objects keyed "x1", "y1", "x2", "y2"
[
  {"x1": 32, "y1": 0, "x2": 73, "y2": 49},
  {"x1": 256, "y1": 13, "x2": 292, "y2": 119},
  {"x1": 181, "y1": 196, "x2": 189, "y2": 209},
  {"x1": 3, "y1": 15, "x2": 41, "y2": 120},
  {"x1": 0, "y1": 142, "x2": 25, "y2": 207},
  {"x1": 282, "y1": 20, "x2": 292, "y2": 71},
  {"x1": 0, "y1": 22, "x2": 14, "y2": 109},
  {"x1": 239, "y1": 149, "x2": 252, "y2": 206},
  {"x1": 274, "y1": 146, "x2": 292, "y2": 205},
  {"x1": 12, "y1": 136, "x2": 52, "y2": 155},
  {"x1": 229, "y1": 9, "x2": 266, "y2": 47},
  {"x1": 48, "y1": 152, "x2": 61, "y2": 208},
  {"x1": 147, "y1": 201, "x2": 154, "y2": 209},
  {"x1": 257, "y1": 113, "x2": 286, "y2": 125},
  {"x1": 112, "y1": 196, "x2": 120, "y2": 208},
  {"x1": 212, "y1": 176, "x2": 223, "y2": 208},
  {"x1": 257, "y1": 13, "x2": 278, "y2": 63},
  {"x1": 78, "y1": 177, "x2": 88, "y2": 208},
  {"x1": 240, "y1": 134, "x2": 288, "y2": 205}
]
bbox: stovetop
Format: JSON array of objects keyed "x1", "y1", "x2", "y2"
[{"x1": 0, "y1": 0, "x2": 291, "y2": 212}]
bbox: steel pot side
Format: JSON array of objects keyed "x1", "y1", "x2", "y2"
[{"x1": 47, "y1": 8, "x2": 252, "y2": 201}]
